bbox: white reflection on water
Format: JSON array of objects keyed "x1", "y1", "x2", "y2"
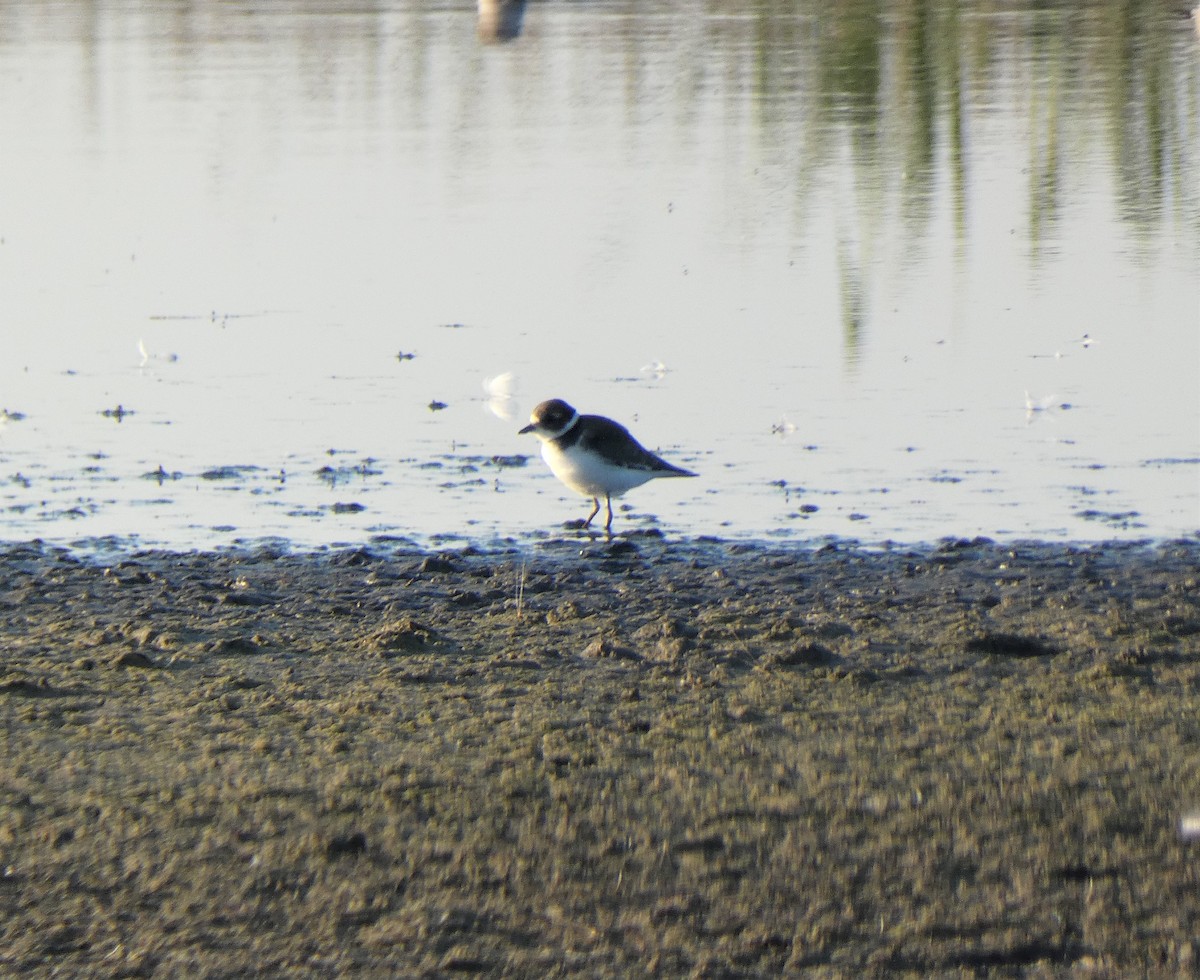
[{"x1": 0, "y1": 1, "x2": 1196, "y2": 550}]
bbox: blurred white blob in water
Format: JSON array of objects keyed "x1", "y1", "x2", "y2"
[
  {"x1": 1024, "y1": 390, "x2": 1058, "y2": 423},
  {"x1": 1180, "y1": 812, "x2": 1200, "y2": 840},
  {"x1": 483, "y1": 372, "x2": 518, "y2": 421},
  {"x1": 137, "y1": 338, "x2": 178, "y2": 369},
  {"x1": 640, "y1": 360, "x2": 669, "y2": 380}
]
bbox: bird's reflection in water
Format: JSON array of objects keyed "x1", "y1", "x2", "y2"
[{"x1": 477, "y1": 0, "x2": 526, "y2": 43}]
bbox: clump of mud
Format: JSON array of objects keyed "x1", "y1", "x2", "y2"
[{"x1": 1, "y1": 535, "x2": 1198, "y2": 975}]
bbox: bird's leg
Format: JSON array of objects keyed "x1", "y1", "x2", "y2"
[
  {"x1": 583, "y1": 497, "x2": 601, "y2": 528},
  {"x1": 604, "y1": 493, "x2": 614, "y2": 538}
]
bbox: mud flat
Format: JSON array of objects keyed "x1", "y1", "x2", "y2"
[{"x1": 1, "y1": 534, "x2": 1198, "y2": 976}]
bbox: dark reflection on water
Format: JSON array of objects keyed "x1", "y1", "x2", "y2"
[
  {"x1": 0, "y1": 2, "x2": 1192, "y2": 352},
  {"x1": 5, "y1": 1, "x2": 1189, "y2": 235},
  {"x1": 477, "y1": 0, "x2": 526, "y2": 43},
  {"x1": 740, "y1": 0, "x2": 1196, "y2": 349}
]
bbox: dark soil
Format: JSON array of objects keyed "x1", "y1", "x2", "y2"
[{"x1": 1, "y1": 534, "x2": 1199, "y2": 977}]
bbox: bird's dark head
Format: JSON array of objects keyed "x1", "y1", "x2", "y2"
[{"x1": 519, "y1": 398, "x2": 579, "y2": 439}]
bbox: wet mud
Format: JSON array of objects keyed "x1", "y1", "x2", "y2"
[{"x1": 1, "y1": 534, "x2": 1199, "y2": 976}]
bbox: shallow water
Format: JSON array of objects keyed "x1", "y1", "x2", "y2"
[{"x1": 0, "y1": 0, "x2": 1197, "y2": 550}]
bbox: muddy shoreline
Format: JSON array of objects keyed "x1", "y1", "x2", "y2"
[{"x1": 2, "y1": 533, "x2": 1199, "y2": 976}]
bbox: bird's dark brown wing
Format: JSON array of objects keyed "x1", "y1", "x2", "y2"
[{"x1": 576, "y1": 415, "x2": 696, "y2": 476}]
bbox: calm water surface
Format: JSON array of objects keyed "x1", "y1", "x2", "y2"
[{"x1": 0, "y1": 0, "x2": 1197, "y2": 550}]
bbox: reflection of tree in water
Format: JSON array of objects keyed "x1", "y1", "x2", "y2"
[
  {"x1": 1026, "y1": 5, "x2": 1066, "y2": 264},
  {"x1": 28, "y1": 0, "x2": 1193, "y2": 370},
  {"x1": 733, "y1": 0, "x2": 1194, "y2": 359},
  {"x1": 1101, "y1": 2, "x2": 1185, "y2": 236}
]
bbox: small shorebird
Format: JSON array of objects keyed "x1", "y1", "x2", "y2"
[{"x1": 519, "y1": 398, "x2": 696, "y2": 535}]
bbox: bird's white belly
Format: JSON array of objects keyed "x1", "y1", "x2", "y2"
[{"x1": 542, "y1": 443, "x2": 655, "y2": 497}]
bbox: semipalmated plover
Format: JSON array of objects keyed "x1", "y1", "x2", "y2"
[{"x1": 519, "y1": 398, "x2": 696, "y2": 535}]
